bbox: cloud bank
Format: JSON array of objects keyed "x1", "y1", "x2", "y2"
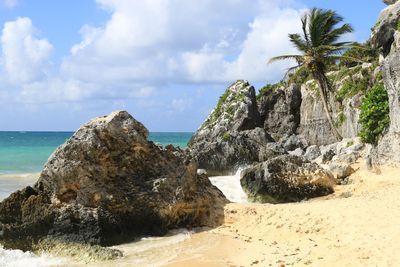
[{"x1": 0, "y1": 0, "x2": 307, "y2": 130}]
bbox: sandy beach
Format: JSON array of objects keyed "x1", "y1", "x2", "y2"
[{"x1": 95, "y1": 161, "x2": 400, "y2": 267}]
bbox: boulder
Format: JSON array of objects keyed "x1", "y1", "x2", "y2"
[
  {"x1": 319, "y1": 147, "x2": 336, "y2": 164},
  {"x1": 327, "y1": 163, "x2": 356, "y2": 181},
  {"x1": 258, "y1": 142, "x2": 287, "y2": 162},
  {"x1": 189, "y1": 127, "x2": 274, "y2": 175},
  {"x1": 282, "y1": 134, "x2": 307, "y2": 151},
  {"x1": 188, "y1": 81, "x2": 277, "y2": 175},
  {"x1": 304, "y1": 145, "x2": 321, "y2": 161},
  {"x1": 240, "y1": 155, "x2": 336, "y2": 203},
  {"x1": 288, "y1": 148, "x2": 304, "y2": 157},
  {"x1": 0, "y1": 111, "x2": 227, "y2": 253}
]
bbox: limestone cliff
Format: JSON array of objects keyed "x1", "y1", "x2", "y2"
[
  {"x1": 188, "y1": 80, "x2": 276, "y2": 175},
  {"x1": 371, "y1": 1, "x2": 400, "y2": 164}
]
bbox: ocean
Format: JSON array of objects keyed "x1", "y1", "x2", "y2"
[{"x1": 0, "y1": 131, "x2": 193, "y2": 200}]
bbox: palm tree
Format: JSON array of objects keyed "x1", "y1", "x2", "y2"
[{"x1": 269, "y1": 8, "x2": 355, "y2": 140}]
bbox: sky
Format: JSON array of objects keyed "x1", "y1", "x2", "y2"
[{"x1": 0, "y1": 0, "x2": 385, "y2": 132}]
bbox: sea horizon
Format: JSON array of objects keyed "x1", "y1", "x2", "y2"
[{"x1": 0, "y1": 131, "x2": 193, "y2": 175}]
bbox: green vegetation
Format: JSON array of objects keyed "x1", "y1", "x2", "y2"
[
  {"x1": 205, "y1": 81, "x2": 248, "y2": 127},
  {"x1": 257, "y1": 82, "x2": 283, "y2": 98},
  {"x1": 335, "y1": 110, "x2": 346, "y2": 128},
  {"x1": 359, "y1": 83, "x2": 390, "y2": 144},
  {"x1": 288, "y1": 67, "x2": 312, "y2": 85},
  {"x1": 376, "y1": 70, "x2": 384, "y2": 82},
  {"x1": 269, "y1": 8, "x2": 355, "y2": 141},
  {"x1": 336, "y1": 75, "x2": 369, "y2": 102},
  {"x1": 222, "y1": 132, "x2": 230, "y2": 142},
  {"x1": 213, "y1": 89, "x2": 230, "y2": 119}
]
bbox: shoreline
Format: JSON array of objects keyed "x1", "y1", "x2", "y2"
[{"x1": 68, "y1": 161, "x2": 400, "y2": 267}]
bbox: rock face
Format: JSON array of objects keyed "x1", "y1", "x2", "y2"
[
  {"x1": 298, "y1": 78, "x2": 363, "y2": 146},
  {"x1": 188, "y1": 80, "x2": 276, "y2": 175},
  {"x1": 194, "y1": 80, "x2": 261, "y2": 135},
  {"x1": 384, "y1": 0, "x2": 398, "y2": 5},
  {"x1": 371, "y1": 4, "x2": 400, "y2": 164},
  {"x1": 240, "y1": 155, "x2": 336, "y2": 203},
  {"x1": 258, "y1": 84, "x2": 302, "y2": 140},
  {"x1": 371, "y1": 1, "x2": 400, "y2": 56},
  {"x1": 0, "y1": 111, "x2": 226, "y2": 252},
  {"x1": 297, "y1": 82, "x2": 339, "y2": 145}
]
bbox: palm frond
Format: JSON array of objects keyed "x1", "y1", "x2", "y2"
[
  {"x1": 326, "y1": 55, "x2": 365, "y2": 63},
  {"x1": 289, "y1": 33, "x2": 308, "y2": 52},
  {"x1": 268, "y1": 55, "x2": 303, "y2": 64}
]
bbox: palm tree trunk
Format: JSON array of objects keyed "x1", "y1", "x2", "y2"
[{"x1": 313, "y1": 72, "x2": 343, "y2": 141}]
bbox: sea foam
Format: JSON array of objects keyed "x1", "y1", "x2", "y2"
[
  {"x1": 0, "y1": 246, "x2": 65, "y2": 267},
  {"x1": 209, "y1": 168, "x2": 248, "y2": 203}
]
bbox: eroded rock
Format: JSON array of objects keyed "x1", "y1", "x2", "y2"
[
  {"x1": 240, "y1": 155, "x2": 336, "y2": 203},
  {"x1": 188, "y1": 81, "x2": 278, "y2": 175},
  {"x1": 0, "y1": 111, "x2": 227, "y2": 254}
]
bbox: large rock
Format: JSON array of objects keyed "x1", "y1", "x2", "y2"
[
  {"x1": 191, "y1": 80, "x2": 262, "y2": 138},
  {"x1": 188, "y1": 80, "x2": 277, "y2": 175},
  {"x1": 258, "y1": 84, "x2": 302, "y2": 140},
  {"x1": 371, "y1": 5, "x2": 400, "y2": 164},
  {"x1": 297, "y1": 81, "x2": 340, "y2": 145},
  {"x1": 298, "y1": 78, "x2": 363, "y2": 146},
  {"x1": 371, "y1": 1, "x2": 400, "y2": 56},
  {"x1": 0, "y1": 111, "x2": 226, "y2": 253},
  {"x1": 189, "y1": 127, "x2": 274, "y2": 175},
  {"x1": 240, "y1": 155, "x2": 336, "y2": 203}
]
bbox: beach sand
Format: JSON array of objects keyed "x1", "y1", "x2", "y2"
[
  {"x1": 160, "y1": 162, "x2": 400, "y2": 266},
  {"x1": 54, "y1": 162, "x2": 400, "y2": 266}
]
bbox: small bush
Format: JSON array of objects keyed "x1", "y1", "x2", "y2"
[
  {"x1": 257, "y1": 82, "x2": 283, "y2": 99},
  {"x1": 336, "y1": 76, "x2": 369, "y2": 102},
  {"x1": 222, "y1": 132, "x2": 230, "y2": 141},
  {"x1": 289, "y1": 67, "x2": 312, "y2": 85},
  {"x1": 359, "y1": 83, "x2": 390, "y2": 144}
]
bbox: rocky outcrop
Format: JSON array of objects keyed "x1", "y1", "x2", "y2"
[
  {"x1": 193, "y1": 80, "x2": 261, "y2": 135},
  {"x1": 384, "y1": 0, "x2": 398, "y2": 5},
  {"x1": 371, "y1": 3, "x2": 400, "y2": 164},
  {"x1": 240, "y1": 155, "x2": 336, "y2": 203},
  {"x1": 258, "y1": 84, "x2": 302, "y2": 141},
  {"x1": 298, "y1": 77, "x2": 364, "y2": 146},
  {"x1": 0, "y1": 111, "x2": 226, "y2": 254},
  {"x1": 371, "y1": 1, "x2": 400, "y2": 56},
  {"x1": 188, "y1": 80, "x2": 277, "y2": 175},
  {"x1": 189, "y1": 128, "x2": 274, "y2": 175}
]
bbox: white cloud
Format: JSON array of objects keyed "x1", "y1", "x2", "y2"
[
  {"x1": 0, "y1": 1, "x2": 306, "y2": 108},
  {"x1": 61, "y1": 0, "x2": 303, "y2": 87},
  {"x1": 1, "y1": 17, "x2": 53, "y2": 84},
  {"x1": 3, "y1": 0, "x2": 18, "y2": 8}
]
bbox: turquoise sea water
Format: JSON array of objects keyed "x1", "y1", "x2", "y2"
[
  {"x1": 0, "y1": 131, "x2": 192, "y2": 175},
  {"x1": 0, "y1": 131, "x2": 193, "y2": 200}
]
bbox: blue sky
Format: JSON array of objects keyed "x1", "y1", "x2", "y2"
[{"x1": 0, "y1": 0, "x2": 385, "y2": 132}]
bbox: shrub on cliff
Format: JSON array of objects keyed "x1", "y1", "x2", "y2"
[{"x1": 359, "y1": 83, "x2": 390, "y2": 144}]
